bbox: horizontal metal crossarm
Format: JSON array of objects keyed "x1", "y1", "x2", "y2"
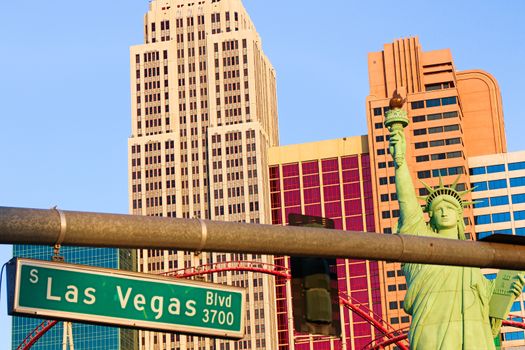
[{"x1": 2, "y1": 206, "x2": 525, "y2": 269}]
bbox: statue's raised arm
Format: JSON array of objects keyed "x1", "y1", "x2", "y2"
[{"x1": 384, "y1": 93, "x2": 426, "y2": 235}]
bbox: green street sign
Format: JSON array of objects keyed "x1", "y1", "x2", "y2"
[{"x1": 7, "y1": 258, "x2": 245, "y2": 339}]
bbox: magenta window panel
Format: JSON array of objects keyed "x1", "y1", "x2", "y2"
[
  {"x1": 323, "y1": 185, "x2": 341, "y2": 201},
  {"x1": 276, "y1": 300, "x2": 288, "y2": 313},
  {"x1": 304, "y1": 204, "x2": 321, "y2": 217},
  {"x1": 271, "y1": 209, "x2": 282, "y2": 225},
  {"x1": 343, "y1": 182, "x2": 361, "y2": 198},
  {"x1": 370, "y1": 285, "x2": 381, "y2": 297},
  {"x1": 337, "y1": 278, "x2": 348, "y2": 292},
  {"x1": 342, "y1": 169, "x2": 360, "y2": 183},
  {"x1": 321, "y1": 158, "x2": 339, "y2": 172},
  {"x1": 269, "y1": 166, "x2": 280, "y2": 179},
  {"x1": 346, "y1": 216, "x2": 364, "y2": 231},
  {"x1": 337, "y1": 278, "x2": 348, "y2": 295},
  {"x1": 283, "y1": 190, "x2": 301, "y2": 206},
  {"x1": 283, "y1": 176, "x2": 300, "y2": 190},
  {"x1": 345, "y1": 323, "x2": 351, "y2": 339},
  {"x1": 322, "y1": 171, "x2": 340, "y2": 185},
  {"x1": 354, "y1": 336, "x2": 372, "y2": 349},
  {"x1": 364, "y1": 196, "x2": 375, "y2": 220},
  {"x1": 349, "y1": 262, "x2": 367, "y2": 276},
  {"x1": 336, "y1": 264, "x2": 347, "y2": 278},
  {"x1": 363, "y1": 180, "x2": 373, "y2": 197},
  {"x1": 361, "y1": 166, "x2": 371, "y2": 181},
  {"x1": 277, "y1": 332, "x2": 288, "y2": 348},
  {"x1": 274, "y1": 256, "x2": 285, "y2": 265},
  {"x1": 353, "y1": 321, "x2": 372, "y2": 336},
  {"x1": 275, "y1": 284, "x2": 286, "y2": 301},
  {"x1": 361, "y1": 154, "x2": 370, "y2": 167},
  {"x1": 344, "y1": 199, "x2": 362, "y2": 215},
  {"x1": 365, "y1": 216, "x2": 375, "y2": 232},
  {"x1": 305, "y1": 342, "x2": 327, "y2": 350},
  {"x1": 271, "y1": 192, "x2": 281, "y2": 208},
  {"x1": 324, "y1": 201, "x2": 342, "y2": 218},
  {"x1": 284, "y1": 206, "x2": 301, "y2": 223},
  {"x1": 369, "y1": 261, "x2": 383, "y2": 318},
  {"x1": 295, "y1": 343, "x2": 309, "y2": 350},
  {"x1": 370, "y1": 265, "x2": 380, "y2": 284},
  {"x1": 373, "y1": 302, "x2": 383, "y2": 321},
  {"x1": 282, "y1": 163, "x2": 299, "y2": 177},
  {"x1": 276, "y1": 287, "x2": 286, "y2": 300},
  {"x1": 350, "y1": 276, "x2": 369, "y2": 290},
  {"x1": 364, "y1": 197, "x2": 374, "y2": 210},
  {"x1": 277, "y1": 310, "x2": 287, "y2": 324},
  {"x1": 362, "y1": 166, "x2": 371, "y2": 180},
  {"x1": 303, "y1": 187, "x2": 321, "y2": 204},
  {"x1": 270, "y1": 179, "x2": 280, "y2": 192},
  {"x1": 371, "y1": 288, "x2": 381, "y2": 301},
  {"x1": 301, "y1": 160, "x2": 319, "y2": 175},
  {"x1": 351, "y1": 290, "x2": 369, "y2": 303},
  {"x1": 333, "y1": 218, "x2": 342, "y2": 229},
  {"x1": 369, "y1": 261, "x2": 379, "y2": 281},
  {"x1": 341, "y1": 155, "x2": 359, "y2": 169},
  {"x1": 302, "y1": 174, "x2": 320, "y2": 188}
]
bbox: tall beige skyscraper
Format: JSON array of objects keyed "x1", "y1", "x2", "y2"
[{"x1": 128, "y1": 0, "x2": 279, "y2": 349}]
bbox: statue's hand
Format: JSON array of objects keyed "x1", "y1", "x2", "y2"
[
  {"x1": 511, "y1": 275, "x2": 525, "y2": 297},
  {"x1": 388, "y1": 128, "x2": 406, "y2": 167},
  {"x1": 491, "y1": 318, "x2": 503, "y2": 338}
]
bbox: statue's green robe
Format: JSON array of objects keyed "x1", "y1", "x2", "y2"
[{"x1": 399, "y1": 214, "x2": 495, "y2": 349}]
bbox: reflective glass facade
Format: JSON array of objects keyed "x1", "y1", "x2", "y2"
[
  {"x1": 469, "y1": 151, "x2": 525, "y2": 347},
  {"x1": 11, "y1": 246, "x2": 127, "y2": 350}
]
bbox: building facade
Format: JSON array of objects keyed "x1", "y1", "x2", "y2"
[
  {"x1": 11, "y1": 246, "x2": 132, "y2": 350},
  {"x1": 366, "y1": 37, "x2": 506, "y2": 330},
  {"x1": 128, "y1": 0, "x2": 279, "y2": 349},
  {"x1": 470, "y1": 151, "x2": 525, "y2": 347},
  {"x1": 268, "y1": 137, "x2": 386, "y2": 350}
]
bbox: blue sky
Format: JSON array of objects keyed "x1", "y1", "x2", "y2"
[{"x1": 1, "y1": 0, "x2": 524, "y2": 345}]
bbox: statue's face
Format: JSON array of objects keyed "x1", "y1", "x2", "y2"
[{"x1": 431, "y1": 199, "x2": 458, "y2": 230}]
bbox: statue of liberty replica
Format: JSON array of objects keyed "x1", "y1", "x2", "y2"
[{"x1": 385, "y1": 92, "x2": 524, "y2": 349}]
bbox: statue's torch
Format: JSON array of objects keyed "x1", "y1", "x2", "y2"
[{"x1": 384, "y1": 91, "x2": 409, "y2": 167}]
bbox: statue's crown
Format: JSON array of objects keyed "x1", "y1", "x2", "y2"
[{"x1": 419, "y1": 176, "x2": 475, "y2": 212}]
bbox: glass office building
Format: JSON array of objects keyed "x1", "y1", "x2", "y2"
[
  {"x1": 470, "y1": 150, "x2": 525, "y2": 346},
  {"x1": 11, "y1": 246, "x2": 134, "y2": 350}
]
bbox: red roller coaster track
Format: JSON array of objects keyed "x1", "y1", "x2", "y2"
[
  {"x1": 161, "y1": 260, "x2": 291, "y2": 279},
  {"x1": 339, "y1": 292, "x2": 409, "y2": 350},
  {"x1": 17, "y1": 320, "x2": 58, "y2": 350},
  {"x1": 17, "y1": 261, "x2": 525, "y2": 350},
  {"x1": 367, "y1": 316, "x2": 525, "y2": 350}
]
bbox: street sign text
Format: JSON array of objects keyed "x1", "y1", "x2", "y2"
[{"x1": 7, "y1": 258, "x2": 245, "y2": 338}]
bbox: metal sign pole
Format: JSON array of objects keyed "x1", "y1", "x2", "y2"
[{"x1": 1, "y1": 206, "x2": 525, "y2": 270}]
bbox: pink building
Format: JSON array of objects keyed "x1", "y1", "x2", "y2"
[{"x1": 268, "y1": 137, "x2": 386, "y2": 350}]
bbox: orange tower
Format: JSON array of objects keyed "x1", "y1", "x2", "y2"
[{"x1": 366, "y1": 37, "x2": 506, "y2": 330}]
